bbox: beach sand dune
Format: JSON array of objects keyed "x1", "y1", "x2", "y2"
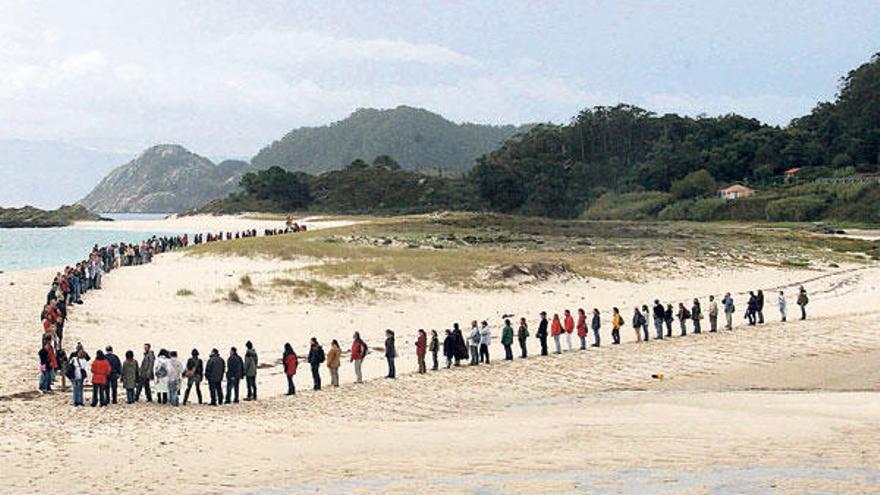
[{"x1": 1, "y1": 221, "x2": 878, "y2": 493}]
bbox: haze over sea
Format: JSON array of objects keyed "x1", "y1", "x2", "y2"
[{"x1": 0, "y1": 214, "x2": 179, "y2": 272}]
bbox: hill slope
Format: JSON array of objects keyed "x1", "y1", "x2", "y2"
[
  {"x1": 251, "y1": 106, "x2": 530, "y2": 174},
  {"x1": 79, "y1": 145, "x2": 246, "y2": 213},
  {"x1": 0, "y1": 140, "x2": 131, "y2": 209}
]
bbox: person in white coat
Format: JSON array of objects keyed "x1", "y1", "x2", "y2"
[
  {"x1": 778, "y1": 290, "x2": 787, "y2": 322},
  {"x1": 69, "y1": 347, "x2": 90, "y2": 407},
  {"x1": 153, "y1": 349, "x2": 170, "y2": 404},
  {"x1": 479, "y1": 321, "x2": 492, "y2": 364},
  {"x1": 468, "y1": 321, "x2": 480, "y2": 366}
]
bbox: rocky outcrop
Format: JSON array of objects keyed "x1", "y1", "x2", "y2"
[
  {"x1": 0, "y1": 204, "x2": 105, "y2": 228},
  {"x1": 79, "y1": 145, "x2": 245, "y2": 213}
]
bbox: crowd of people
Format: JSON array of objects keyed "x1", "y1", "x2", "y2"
[
  {"x1": 36, "y1": 226, "x2": 304, "y2": 400},
  {"x1": 35, "y1": 225, "x2": 813, "y2": 408}
]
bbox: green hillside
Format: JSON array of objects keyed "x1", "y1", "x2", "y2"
[{"x1": 251, "y1": 106, "x2": 530, "y2": 174}]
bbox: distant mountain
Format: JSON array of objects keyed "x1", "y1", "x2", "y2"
[
  {"x1": 79, "y1": 145, "x2": 246, "y2": 213},
  {"x1": 0, "y1": 140, "x2": 132, "y2": 209},
  {"x1": 251, "y1": 106, "x2": 531, "y2": 174}
]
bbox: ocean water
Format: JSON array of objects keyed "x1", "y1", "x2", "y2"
[{"x1": 0, "y1": 226, "x2": 179, "y2": 272}]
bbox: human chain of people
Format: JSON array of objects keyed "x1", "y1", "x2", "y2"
[{"x1": 37, "y1": 224, "x2": 810, "y2": 408}]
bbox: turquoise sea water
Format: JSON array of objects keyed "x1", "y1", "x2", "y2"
[{"x1": 0, "y1": 214, "x2": 180, "y2": 271}]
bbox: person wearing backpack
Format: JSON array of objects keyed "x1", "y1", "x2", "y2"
[
  {"x1": 632, "y1": 307, "x2": 644, "y2": 343},
  {"x1": 154, "y1": 349, "x2": 170, "y2": 405},
  {"x1": 797, "y1": 286, "x2": 809, "y2": 320},
  {"x1": 307, "y1": 338, "x2": 325, "y2": 390},
  {"x1": 677, "y1": 303, "x2": 690, "y2": 336},
  {"x1": 225, "y1": 347, "x2": 244, "y2": 403},
  {"x1": 121, "y1": 350, "x2": 139, "y2": 404},
  {"x1": 536, "y1": 312, "x2": 549, "y2": 356},
  {"x1": 517, "y1": 317, "x2": 529, "y2": 358},
  {"x1": 244, "y1": 341, "x2": 258, "y2": 401},
  {"x1": 611, "y1": 308, "x2": 622, "y2": 345},
  {"x1": 384, "y1": 330, "x2": 397, "y2": 379},
  {"x1": 68, "y1": 347, "x2": 89, "y2": 406},
  {"x1": 722, "y1": 293, "x2": 735, "y2": 330},
  {"x1": 283, "y1": 343, "x2": 298, "y2": 395}
]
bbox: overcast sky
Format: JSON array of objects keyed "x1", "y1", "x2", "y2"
[{"x1": 1, "y1": 0, "x2": 878, "y2": 158}]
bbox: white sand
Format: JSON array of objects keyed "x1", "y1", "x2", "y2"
[
  {"x1": 1, "y1": 216, "x2": 879, "y2": 494},
  {"x1": 70, "y1": 213, "x2": 357, "y2": 233}
]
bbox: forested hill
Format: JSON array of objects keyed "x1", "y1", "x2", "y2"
[
  {"x1": 251, "y1": 106, "x2": 531, "y2": 174},
  {"x1": 471, "y1": 52, "x2": 880, "y2": 218}
]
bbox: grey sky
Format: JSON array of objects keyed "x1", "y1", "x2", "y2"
[{"x1": 1, "y1": 0, "x2": 877, "y2": 158}]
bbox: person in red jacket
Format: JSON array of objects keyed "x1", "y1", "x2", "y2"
[
  {"x1": 550, "y1": 314, "x2": 563, "y2": 354},
  {"x1": 576, "y1": 308, "x2": 588, "y2": 350},
  {"x1": 563, "y1": 309, "x2": 575, "y2": 352},
  {"x1": 415, "y1": 329, "x2": 427, "y2": 374},
  {"x1": 90, "y1": 350, "x2": 111, "y2": 407},
  {"x1": 283, "y1": 343, "x2": 298, "y2": 395},
  {"x1": 350, "y1": 332, "x2": 368, "y2": 384}
]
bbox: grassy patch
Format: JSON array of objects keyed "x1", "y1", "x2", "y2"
[
  {"x1": 190, "y1": 213, "x2": 880, "y2": 286},
  {"x1": 176, "y1": 288, "x2": 194, "y2": 296},
  {"x1": 271, "y1": 277, "x2": 377, "y2": 300}
]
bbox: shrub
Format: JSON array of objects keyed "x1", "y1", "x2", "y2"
[
  {"x1": 176, "y1": 288, "x2": 194, "y2": 296},
  {"x1": 765, "y1": 196, "x2": 828, "y2": 222},
  {"x1": 670, "y1": 169, "x2": 716, "y2": 200},
  {"x1": 582, "y1": 191, "x2": 672, "y2": 220}
]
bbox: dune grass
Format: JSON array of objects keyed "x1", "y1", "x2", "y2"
[
  {"x1": 189, "y1": 213, "x2": 880, "y2": 287},
  {"x1": 176, "y1": 288, "x2": 194, "y2": 297}
]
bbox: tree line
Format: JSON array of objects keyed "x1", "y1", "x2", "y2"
[{"x1": 202, "y1": 53, "x2": 880, "y2": 221}]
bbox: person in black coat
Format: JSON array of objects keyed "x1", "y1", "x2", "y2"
[
  {"x1": 384, "y1": 330, "x2": 396, "y2": 379},
  {"x1": 746, "y1": 291, "x2": 757, "y2": 326},
  {"x1": 664, "y1": 304, "x2": 674, "y2": 338},
  {"x1": 536, "y1": 312, "x2": 549, "y2": 356},
  {"x1": 442, "y1": 329, "x2": 455, "y2": 368},
  {"x1": 307, "y1": 338, "x2": 325, "y2": 390},
  {"x1": 451, "y1": 323, "x2": 468, "y2": 366},
  {"x1": 104, "y1": 346, "x2": 122, "y2": 404},
  {"x1": 225, "y1": 347, "x2": 244, "y2": 404},
  {"x1": 756, "y1": 289, "x2": 765, "y2": 324},
  {"x1": 204, "y1": 349, "x2": 225, "y2": 406}
]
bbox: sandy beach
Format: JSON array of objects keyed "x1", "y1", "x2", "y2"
[{"x1": 1, "y1": 215, "x2": 879, "y2": 494}]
